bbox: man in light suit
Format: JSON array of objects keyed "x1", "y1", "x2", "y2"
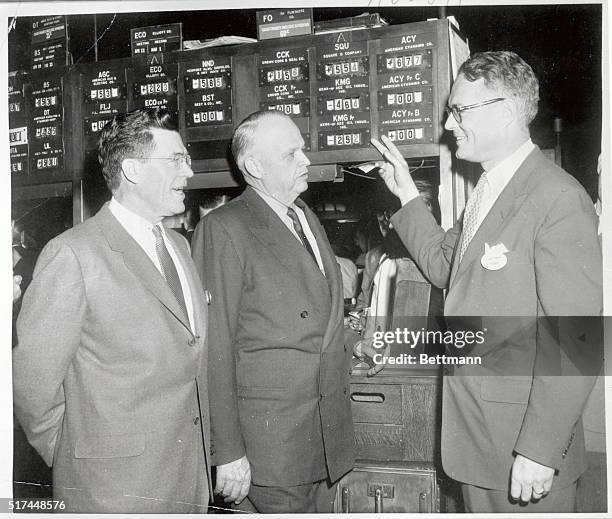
[
  {"x1": 13, "y1": 107, "x2": 212, "y2": 513},
  {"x1": 193, "y1": 110, "x2": 354, "y2": 513},
  {"x1": 372, "y1": 51, "x2": 602, "y2": 512}
]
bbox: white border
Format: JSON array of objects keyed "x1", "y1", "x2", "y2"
[{"x1": 1, "y1": 1, "x2": 609, "y2": 518}]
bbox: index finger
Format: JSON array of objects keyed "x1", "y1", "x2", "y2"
[
  {"x1": 380, "y1": 134, "x2": 404, "y2": 162},
  {"x1": 370, "y1": 138, "x2": 404, "y2": 169},
  {"x1": 370, "y1": 137, "x2": 389, "y2": 159}
]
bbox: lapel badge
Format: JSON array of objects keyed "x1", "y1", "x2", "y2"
[{"x1": 481, "y1": 242, "x2": 509, "y2": 271}]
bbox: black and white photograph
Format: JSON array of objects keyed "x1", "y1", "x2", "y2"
[{"x1": 3, "y1": 0, "x2": 609, "y2": 515}]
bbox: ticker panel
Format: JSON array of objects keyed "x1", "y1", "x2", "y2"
[
  {"x1": 59, "y1": 19, "x2": 455, "y2": 184},
  {"x1": 316, "y1": 39, "x2": 370, "y2": 151},
  {"x1": 377, "y1": 32, "x2": 436, "y2": 145},
  {"x1": 81, "y1": 64, "x2": 128, "y2": 149},
  {"x1": 258, "y1": 47, "x2": 311, "y2": 148},
  {"x1": 183, "y1": 56, "x2": 233, "y2": 128},
  {"x1": 130, "y1": 61, "x2": 178, "y2": 113},
  {"x1": 29, "y1": 76, "x2": 64, "y2": 174}
]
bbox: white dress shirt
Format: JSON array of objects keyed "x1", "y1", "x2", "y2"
[
  {"x1": 253, "y1": 188, "x2": 325, "y2": 274},
  {"x1": 475, "y1": 138, "x2": 535, "y2": 232},
  {"x1": 109, "y1": 197, "x2": 195, "y2": 333}
]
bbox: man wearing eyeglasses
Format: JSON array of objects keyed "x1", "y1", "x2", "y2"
[
  {"x1": 372, "y1": 51, "x2": 602, "y2": 512},
  {"x1": 13, "y1": 107, "x2": 212, "y2": 513}
]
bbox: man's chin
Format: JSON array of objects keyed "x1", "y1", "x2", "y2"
[
  {"x1": 295, "y1": 182, "x2": 308, "y2": 195},
  {"x1": 454, "y1": 146, "x2": 472, "y2": 162}
]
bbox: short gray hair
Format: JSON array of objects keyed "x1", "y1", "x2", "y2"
[
  {"x1": 459, "y1": 51, "x2": 540, "y2": 125},
  {"x1": 231, "y1": 110, "x2": 289, "y2": 172}
]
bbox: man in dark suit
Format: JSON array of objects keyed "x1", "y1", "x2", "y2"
[
  {"x1": 13, "y1": 108, "x2": 211, "y2": 513},
  {"x1": 193, "y1": 110, "x2": 354, "y2": 513},
  {"x1": 372, "y1": 51, "x2": 602, "y2": 512}
]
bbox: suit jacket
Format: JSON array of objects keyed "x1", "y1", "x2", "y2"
[
  {"x1": 13, "y1": 203, "x2": 212, "y2": 513},
  {"x1": 391, "y1": 147, "x2": 602, "y2": 490},
  {"x1": 192, "y1": 186, "x2": 354, "y2": 486}
]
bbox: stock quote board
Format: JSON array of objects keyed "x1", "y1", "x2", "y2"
[{"x1": 52, "y1": 18, "x2": 458, "y2": 185}]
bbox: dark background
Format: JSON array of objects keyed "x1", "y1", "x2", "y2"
[{"x1": 8, "y1": 3, "x2": 602, "y2": 197}]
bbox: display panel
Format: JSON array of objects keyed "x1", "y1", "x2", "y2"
[
  {"x1": 30, "y1": 16, "x2": 67, "y2": 73},
  {"x1": 129, "y1": 61, "x2": 178, "y2": 111},
  {"x1": 81, "y1": 65, "x2": 128, "y2": 147},
  {"x1": 379, "y1": 124, "x2": 434, "y2": 144},
  {"x1": 379, "y1": 88, "x2": 432, "y2": 108},
  {"x1": 258, "y1": 48, "x2": 310, "y2": 113},
  {"x1": 263, "y1": 98, "x2": 310, "y2": 116},
  {"x1": 316, "y1": 40, "x2": 370, "y2": 150},
  {"x1": 65, "y1": 19, "x2": 453, "y2": 181},
  {"x1": 318, "y1": 129, "x2": 370, "y2": 150},
  {"x1": 29, "y1": 77, "x2": 64, "y2": 174},
  {"x1": 183, "y1": 55, "x2": 233, "y2": 128}
]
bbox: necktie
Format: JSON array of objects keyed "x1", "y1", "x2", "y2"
[
  {"x1": 286, "y1": 207, "x2": 317, "y2": 263},
  {"x1": 152, "y1": 225, "x2": 188, "y2": 319},
  {"x1": 458, "y1": 172, "x2": 488, "y2": 263}
]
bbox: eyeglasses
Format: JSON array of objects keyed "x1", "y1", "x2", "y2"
[
  {"x1": 444, "y1": 97, "x2": 505, "y2": 123},
  {"x1": 141, "y1": 154, "x2": 192, "y2": 169}
]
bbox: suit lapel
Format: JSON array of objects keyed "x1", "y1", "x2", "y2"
[
  {"x1": 95, "y1": 204, "x2": 192, "y2": 334},
  {"x1": 450, "y1": 148, "x2": 540, "y2": 289},
  {"x1": 244, "y1": 188, "x2": 329, "y2": 284},
  {"x1": 295, "y1": 198, "x2": 335, "y2": 288},
  {"x1": 243, "y1": 187, "x2": 307, "y2": 274},
  {"x1": 167, "y1": 231, "x2": 207, "y2": 340},
  {"x1": 296, "y1": 198, "x2": 338, "y2": 351}
]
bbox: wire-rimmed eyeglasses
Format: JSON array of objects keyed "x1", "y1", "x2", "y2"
[
  {"x1": 137, "y1": 154, "x2": 192, "y2": 169},
  {"x1": 444, "y1": 97, "x2": 505, "y2": 123}
]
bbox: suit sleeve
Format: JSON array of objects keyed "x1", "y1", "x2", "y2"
[
  {"x1": 13, "y1": 239, "x2": 86, "y2": 467},
  {"x1": 390, "y1": 197, "x2": 460, "y2": 289},
  {"x1": 514, "y1": 185, "x2": 603, "y2": 469},
  {"x1": 200, "y1": 213, "x2": 247, "y2": 465},
  {"x1": 191, "y1": 220, "x2": 206, "y2": 289}
]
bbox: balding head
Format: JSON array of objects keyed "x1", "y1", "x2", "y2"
[{"x1": 231, "y1": 110, "x2": 290, "y2": 174}]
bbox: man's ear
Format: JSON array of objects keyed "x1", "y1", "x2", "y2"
[
  {"x1": 121, "y1": 157, "x2": 142, "y2": 185},
  {"x1": 244, "y1": 155, "x2": 263, "y2": 180},
  {"x1": 501, "y1": 98, "x2": 519, "y2": 128}
]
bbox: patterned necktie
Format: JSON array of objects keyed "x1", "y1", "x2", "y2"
[
  {"x1": 458, "y1": 172, "x2": 488, "y2": 263},
  {"x1": 152, "y1": 225, "x2": 188, "y2": 319},
  {"x1": 286, "y1": 207, "x2": 317, "y2": 263}
]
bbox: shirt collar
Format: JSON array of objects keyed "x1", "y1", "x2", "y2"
[
  {"x1": 109, "y1": 197, "x2": 161, "y2": 236},
  {"x1": 484, "y1": 139, "x2": 535, "y2": 192},
  {"x1": 252, "y1": 186, "x2": 300, "y2": 217}
]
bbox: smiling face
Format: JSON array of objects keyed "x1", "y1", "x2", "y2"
[
  {"x1": 134, "y1": 128, "x2": 193, "y2": 223},
  {"x1": 249, "y1": 115, "x2": 311, "y2": 205},
  {"x1": 444, "y1": 75, "x2": 508, "y2": 170}
]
